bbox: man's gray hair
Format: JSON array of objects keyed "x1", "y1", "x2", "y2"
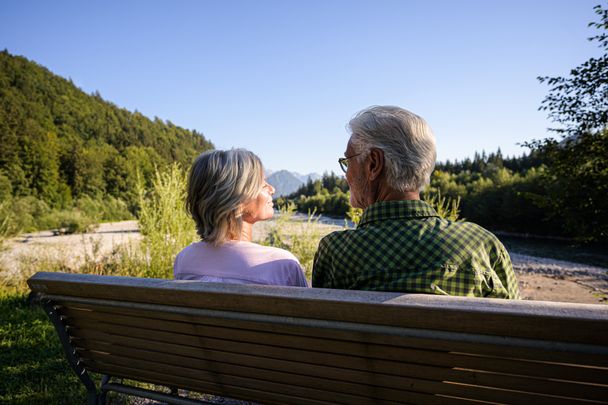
[
  {"x1": 348, "y1": 105, "x2": 436, "y2": 192},
  {"x1": 186, "y1": 149, "x2": 264, "y2": 245}
]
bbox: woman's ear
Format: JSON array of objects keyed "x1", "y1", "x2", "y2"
[{"x1": 367, "y1": 148, "x2": 384, "y2": 181}]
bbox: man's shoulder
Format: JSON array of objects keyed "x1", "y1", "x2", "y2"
[
  {"x1": 446, "y1": 220, "x2": 503, "y2": 243},
  {"x1": 319, "y1": 228, "x2": 358, "y2": 247}
]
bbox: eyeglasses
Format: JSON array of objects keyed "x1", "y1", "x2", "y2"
[{"x1": 338, "y1": 152, "x2": 363, "y2": 173}]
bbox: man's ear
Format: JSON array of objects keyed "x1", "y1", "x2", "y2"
[{"x1": 367, "y1": 148, "x2": 384, "y2": 181}]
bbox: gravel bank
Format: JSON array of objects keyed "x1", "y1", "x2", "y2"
[{"x1": 2, "y1": 220, "x2": 607, "y2": 304}]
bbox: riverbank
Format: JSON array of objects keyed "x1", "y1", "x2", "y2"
[{"x1": 1, "y1": 220, "x2": 606, "y2": 303}]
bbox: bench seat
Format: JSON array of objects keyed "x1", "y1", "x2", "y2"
[{"x1": 28, "y1": 272, "x2": 608, "y2": 404}]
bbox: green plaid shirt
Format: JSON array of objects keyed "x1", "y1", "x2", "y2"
[{"x1": 312, "y1": 200, "x2": 520, "y2": 298}]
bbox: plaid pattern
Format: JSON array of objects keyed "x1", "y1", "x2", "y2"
[{"x1": 312, "y1": 200, "x2": 520, "y2": 298}]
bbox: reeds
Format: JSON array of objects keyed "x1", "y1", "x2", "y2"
[{"x1": 135, "y1": 164, "x2": 198, "y2": 279}]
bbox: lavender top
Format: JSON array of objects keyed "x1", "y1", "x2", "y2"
[{"x1": 173, "y1": 240, "x2": 309, "y2": 287}]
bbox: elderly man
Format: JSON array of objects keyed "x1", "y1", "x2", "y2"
[{"x1": 312, "y1": 106, "x2": 520, "y2": 298}]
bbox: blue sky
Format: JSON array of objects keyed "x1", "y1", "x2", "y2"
[{"x1": 1, "y1": 0, "x2": 602, "y2": 174}]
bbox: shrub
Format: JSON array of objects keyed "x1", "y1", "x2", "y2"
[
  {"x1": 137, "y1": 164, "x2": 197, "y2": 278},
  {"x1": 0, "y1": 200, "x2": 19, "y2": 244},
  {"x1": 263, "y1": 203, "x2": 323, "y2": 279},
  {"x1": 9, "y1": 196, "x2": 51, "y2": 233},
  {"x1": 37, "y1": 210, "x2": 98, "y2": 234},
  {"x1": 75, "y1": 195, "x2": 133, "y2": 222},
  {"x1": 423, "y1": 191, "x2": 462, "y2": 222}
]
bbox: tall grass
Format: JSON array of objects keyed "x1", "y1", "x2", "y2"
[
  {"x1": 136, "y1": 164, "x2": 198, "y2": 278},
  {"x1": 262, "y1": 203, "x2": 324, "y2": 279},
  {"x1": 0, "y1": 200, "x2": 18, "y2": 247},
  {"x1": 424, "y1": 191, "x2": 462, "y2": 222}
]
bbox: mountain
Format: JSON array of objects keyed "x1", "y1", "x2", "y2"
[
  {"x1": 266, "y1": 170, "x2": 303, "y2": 197},
  {"x1": 0, "y1": 50, "x2": 214, "y2": 207},
  {"x1": 294, "y1": 172, "x2": 322, "y2": 183},
  {"x1": 266, "y1": 170, "x2": 324, "y2": 197}
]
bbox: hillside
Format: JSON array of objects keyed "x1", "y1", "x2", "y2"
[{"x1": 0, "y1": 50, "x2": 214, "y2": 208}]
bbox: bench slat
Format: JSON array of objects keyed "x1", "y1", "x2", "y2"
[
  {"x1": 74, "y1": 337, "x2": 608, "y2": 402},
  {"x1": 90, "y1": 362, "x2": 340, "y2": 405},
  {"x1": 83, "y1": 351, "x2": 413, "y2": 403},
  {"x1": 59, "y1": 301, "x2": 608, "y2": 367},
  {"x1": 82, "y1": 358, "x2": 413, "y2": 405},
  {"x1": 28, "y1": 273, "x2": 608, "y2": 404},
  {"x1": 61, "y1": 303, "x2": 608, "y2": 383},
  {"x1": 80, "y1": 352, "x2": 597, "y2": 405},
  {"x1": 29, "y1": 273, "x2": 608, "y2": 344},
  {"x1": 74, "y1": 332, "x2": 608, "y2": 387},
  {"x1": 76, "y1": 343, "x2": 436, "y2": 391},
  {"x1": 69, "y1": 322, "x2": 608, "y2": 403}
]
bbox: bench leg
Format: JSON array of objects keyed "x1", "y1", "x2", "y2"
[
  {"x1": 41, "y1": 300, "x2": 100, "y2": 404},
  {"x1": 97, "y1": 375, "x2": 111, "y2": 405}
]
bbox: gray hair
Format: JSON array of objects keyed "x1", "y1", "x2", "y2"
[
  {"x1": 348, "y1": 105, "x2": 436, "y2": 192},
  {"x1": 186, "y1": 149, "x2": 264, "y2": 245}
]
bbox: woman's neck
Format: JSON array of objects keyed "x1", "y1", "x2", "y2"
[{"x1": 238, "y1": 221, "x2": 253, "y2": 242}]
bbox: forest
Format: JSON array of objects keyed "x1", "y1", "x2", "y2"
[
  {"x1": 280, "y1": 5, "x2": 608, "y2": 244},
  {"x1": 0, "y1": 50, "x2": 214, "y2": 233},
  {"x1": 281, "y1": 132, "x2": 606, "y2": 244}
]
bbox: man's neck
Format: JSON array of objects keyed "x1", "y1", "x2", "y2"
[{"x1": 371, "y1": 185, "x2": 420, "y2": 204}]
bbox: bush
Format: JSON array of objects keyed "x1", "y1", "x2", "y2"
[
  {"x1": 423, "y1": 191, "x2": 462, "y2": 222},
  {"x1": 38, "y1": 210, "x2": 98, "y2": 234},
  {"x1": 0, "y1": 194, "x2": 132, "y2": 239},
  {"x1": 0, "y1": 200, "x2": 20, "y2": 243},
  {"x1": 75, "y1": 195, "x2": 133, "y2": 222},
  {"x1": 8, "y1": 197, "x2": 51, "y2": 233},
  {"x1": 263, "y1": 203, "x2": 322, "y2": 279},
  {"x1": 137, "y1": 164, "x2": 197, "y2": 278}
]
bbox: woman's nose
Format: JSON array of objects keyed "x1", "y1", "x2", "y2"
[{"x1": 268, "y1": 183, "x2": 275, "y2": 195}]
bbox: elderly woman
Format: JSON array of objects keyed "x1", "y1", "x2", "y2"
[{"x1": 173, "y1": 149, "x2": 308, "y2": 287}]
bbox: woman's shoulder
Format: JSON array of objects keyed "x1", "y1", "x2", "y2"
[
  {"x1": 175, "y1": 240, "x2": 207, "y2": 256},
  {"x1": 177, "y1": 240, "x2": 300, "y2": 265},
  {"x1": 244, "y1": 242, "x2": 300, "y2": 262}
]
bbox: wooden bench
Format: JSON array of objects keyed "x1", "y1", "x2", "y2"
[{"x1": 28, "y1": 271, "x2": 608, "y2": 405}]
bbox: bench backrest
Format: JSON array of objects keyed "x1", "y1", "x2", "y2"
[{"x1": 29, "y1": 272, "x2": 608, "y2": 404}]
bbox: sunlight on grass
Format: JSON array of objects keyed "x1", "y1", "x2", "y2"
[
  {"x1": 0, "y1": 290, "x2": 90, "y2": 404},
  {"x1": 261, "y1": 203, "x2": 326, "y2": 279}
]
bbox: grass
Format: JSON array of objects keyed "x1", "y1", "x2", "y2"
[
  {"x1": 0, "y1": 289, "x2": 90, "y2": 404},
  {"x1": 136, "y1": 164, "x2": 198, "y2": 279},
  {"x1": 0, "y1": 287, "x2": 194, "y2": 404},
  {"x1": 261, "y1": 203, "x2": 329, "y2": 279}
]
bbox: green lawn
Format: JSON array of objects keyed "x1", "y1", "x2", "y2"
[
  {"x1": 0, "y1": 289, "x2": 91, "y2": 404},
  {"x1": 0, "y1": 288, "x2": 228, "y2": 405}
]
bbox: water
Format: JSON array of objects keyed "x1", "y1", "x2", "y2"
[{"x1": 279, "y1": 211, "x2": 355, "y2": 228}]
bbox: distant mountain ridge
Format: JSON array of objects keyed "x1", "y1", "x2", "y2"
[
  {"x1": 293, "y1": 172, "x2": 322, "y2": 183},
  {"x1": 267, "y1": 170, "x2": 321, "y2": 197}
]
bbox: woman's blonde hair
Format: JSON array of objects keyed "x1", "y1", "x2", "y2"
[{"x1": 186, "y1": 149, "x2": 264, "y2": 245}]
